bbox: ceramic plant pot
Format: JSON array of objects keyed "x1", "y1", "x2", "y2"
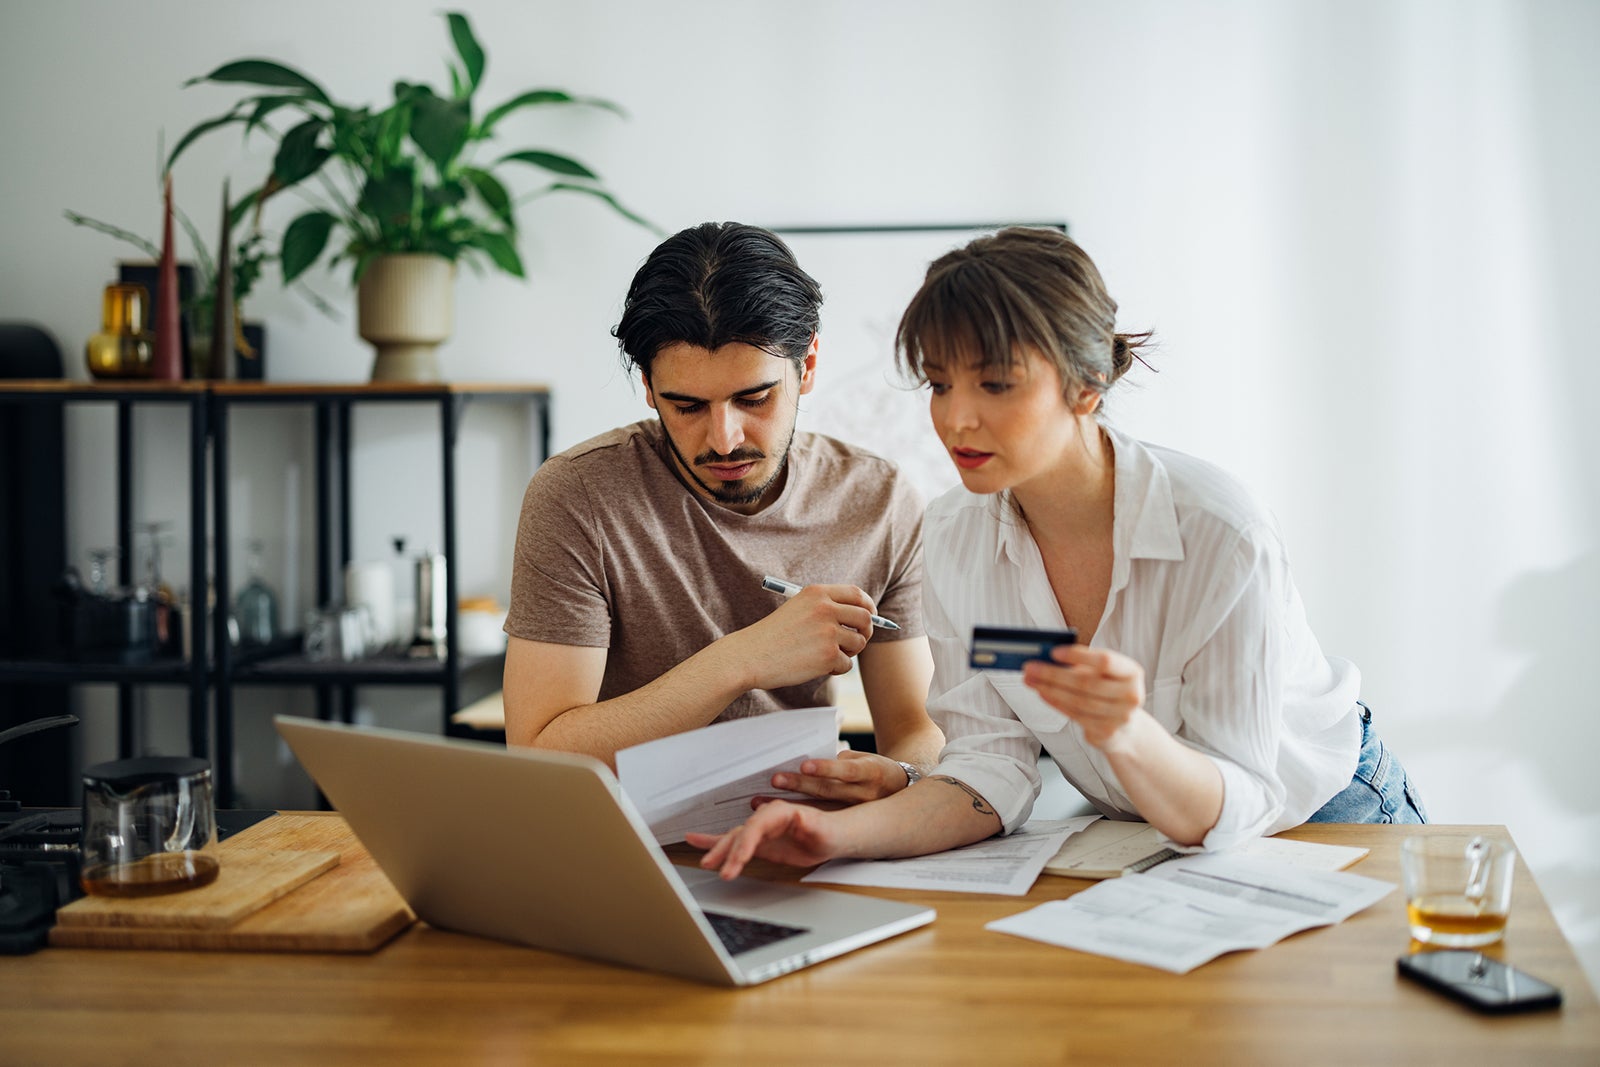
[{"x1": 357, "y1": 254, "x2": 456, "y2": 382}]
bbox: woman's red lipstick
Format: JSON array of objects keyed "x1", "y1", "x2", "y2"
[{"x1": 952, "y1": 447, "x2": 991, "y2": 470}]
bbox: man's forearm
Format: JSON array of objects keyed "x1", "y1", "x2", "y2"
[{"x1": 524, "y1": 642, "x2": 755, "y2": 768}]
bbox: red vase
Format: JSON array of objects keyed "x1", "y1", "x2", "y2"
[{"x1": 150, "y1": 174, "x2": 182, "y2": 381}]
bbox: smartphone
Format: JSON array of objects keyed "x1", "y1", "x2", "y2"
[
  {"x1": 970, "y1": 625, "x2": 1078, "y2": 671},
  {"x1": 1397, "y1": 950, "x2": 1562, "y2": 1014}
]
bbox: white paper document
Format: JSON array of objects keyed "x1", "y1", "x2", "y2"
[
  {"x1": 987, "y1": 851, "x2": 1395, "y2": 973},
  {"x1": 616, "y1": 706, "x2": 840, "y2": 844},
  {"x1": 801, "y1": 816, "x2": 1100, "y2": 896}
]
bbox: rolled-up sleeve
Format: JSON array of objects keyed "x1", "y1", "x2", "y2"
[{"x1": 923, "y1": 574, "x2": 1042, "y2": 834}]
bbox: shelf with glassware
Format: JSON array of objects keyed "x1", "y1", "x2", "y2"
[
  {"x1": 0, "y1": 380, "x2": 549, "y2": 807},
  {"x1": 206, "y1": 382, "x2": 550, "y2": 806},
  {"x1": 0, "y1": 381, "x2": 213, "y2": 763}
]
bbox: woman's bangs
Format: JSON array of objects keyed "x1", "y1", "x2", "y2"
[{"x1": 902, "y1": 270, "x2": 1025, "y2": 379}]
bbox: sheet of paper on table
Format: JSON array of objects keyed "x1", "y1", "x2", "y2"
[
  {"x1": 801, "y1": 816, "x2": 1100, "y2": 895},
  {"x1": 617, "y1": 707, "x2": 840, "y2": 844},
  {"x1": 988, "y1": 851, "x2": 1395, "y2": 973}
]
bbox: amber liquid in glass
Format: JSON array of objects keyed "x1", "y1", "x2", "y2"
[
  {"x1": 81, "y1": 851, "x2": 221, "y2": 897},
  {"x1": 1406, "y1": 894, "x2": 1508, "y2": 943}
]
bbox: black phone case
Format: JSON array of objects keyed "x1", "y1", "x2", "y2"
[{"x1": 1396, "y1": 952, "x2": 1563, "y2": 1014}]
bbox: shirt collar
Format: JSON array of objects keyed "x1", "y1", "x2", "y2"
[
  {"x1": 992, "y1": 424, "x2": 1185, "y2": 570},
  {"x1": 993, "y1": 496, "x2": 1031, "y2": 567},
  {"x1": 1108, "y1": 425, "x2": 1185, "y2": 564}
]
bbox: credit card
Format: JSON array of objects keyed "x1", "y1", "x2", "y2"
[{"x1": 969, "y1": 625, "x2": 1078, "y2": 671}]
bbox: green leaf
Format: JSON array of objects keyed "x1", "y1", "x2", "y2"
[
  {"x1": 542, "y1": 182, "x2": 660, "y2": 234},
  {"x1": 446, "y1": 12, "x2": 485, "y2": 92},
  {"x1": 421, "y1": 229, "x2": 467, "y2": 261},
  {"x1": 358, "y1": 166, "x2": 417, "y2": 228},
  {"x1": 327, "y1": 105, "x2": 378, "y2": 169},
  {"x1": 280, "y1": 210, "x2": 337, "y2": 284},
  {"x1": 480, "y1": 89, "x2": 627, "y2": 137},
  {"x1": 499, "y1": 149, "x2": 598, "y2": 180},
  {"x1": 185, "y1": 60, "x2": 330, "y2": 105},
  {"x1": 272, "y1": 117, "x2": 329, "y2": 185},
  {"x1": 470, "y1": 230, "x2": 524, "y2": 277},
  {"x1": 166, "y1": 108, "x2": 247, "y2": 169},
  {"x1": 423, "y1": 181, "x2": 467, "y2": 210},
  {"x1": 62, "y1": 211, "x2": 161, "y2": 260},
  {"x1": 460, "y1": 166, "x2": 511, "y2": 222},
  {"x1": 232, "y1": 230, "x2": 267, "y2": 302},
  {"x1": 410, "y1": 93, "x2": 471, "y2": 173},
  {"x1": 373, "y1": 102, "x2": 413, "y2": 168},
  {"x1": 245, "y1": 94, "x2": 310, "y2": 133}
]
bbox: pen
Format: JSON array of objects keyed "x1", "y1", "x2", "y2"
[{"x1": 760, "y1": 575, "x2": 902, "y2": 631}]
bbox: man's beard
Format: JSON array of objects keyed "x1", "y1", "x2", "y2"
[{"x1": 660, "y1": 421, "x2": 798, "y2": 507}]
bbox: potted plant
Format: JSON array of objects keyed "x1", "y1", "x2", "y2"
[{"x1": 169, "y1": 10, "x2": 651, "y2": 381}]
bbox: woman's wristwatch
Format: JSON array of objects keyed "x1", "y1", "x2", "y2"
[{"x1": 896, "y1": 761, "x2": 922, "y2": 788}]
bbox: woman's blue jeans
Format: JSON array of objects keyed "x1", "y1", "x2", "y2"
[{"x1": 1307, "y1": 703, "x2": 1428, "y2": 824}]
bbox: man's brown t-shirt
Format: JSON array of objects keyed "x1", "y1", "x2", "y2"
[{"x1": 506, "y1": 419, "x2": 924, "y2": 721}]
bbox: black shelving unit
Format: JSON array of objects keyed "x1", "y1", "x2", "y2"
[
  {"x1": 212, "y1": 382, "x2": 550, "y2": 805},
  {"x1": 0, "y1": 380, "x2": 550, "y2": 807},
  {"x1": 0, "y1": 382, "x2": 211, "y2": 767}
]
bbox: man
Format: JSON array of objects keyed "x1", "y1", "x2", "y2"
[{"x1": 503, "y1": 222, "x2": 942, "y2": 801}]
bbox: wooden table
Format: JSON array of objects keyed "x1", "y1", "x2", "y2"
[{"x1": 5, "y1": 820, "x2": 1596, "y2": 1065}]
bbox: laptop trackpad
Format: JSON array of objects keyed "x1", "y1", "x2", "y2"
[{"x1": 681, "y1": 866, "x2": 815, "y2": 913}]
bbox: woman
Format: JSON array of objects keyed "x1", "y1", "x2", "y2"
[{"x1": 691, "y1": 227, "x2": 1425, "y2": 878}]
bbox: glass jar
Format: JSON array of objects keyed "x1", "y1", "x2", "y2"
[
  {"x1": 236, "y1": 539, "x2": 279, "y2": 646},
  {"x1": 85, "y1": 282, "x2": 155, "y2": 379}
]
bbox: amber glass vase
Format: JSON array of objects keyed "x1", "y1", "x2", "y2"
[{"x1": 85, "y1": 282, "x2": 154, "y2": 379}]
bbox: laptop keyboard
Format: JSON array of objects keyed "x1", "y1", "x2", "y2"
[{"x1": 702, "y1": 911, "x2": 809, "y2": 956}]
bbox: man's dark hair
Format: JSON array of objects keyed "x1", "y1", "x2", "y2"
[{"x1": 612, "y1": 222, "x2": 823, "y2": 378}]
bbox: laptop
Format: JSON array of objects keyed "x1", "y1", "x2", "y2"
[{"x1": 275, "y1": 716, "x2": 934, "y2": 986}]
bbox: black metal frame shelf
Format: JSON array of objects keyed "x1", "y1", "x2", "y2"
[
  {"x1": 230, "y1": 650, "x2": 506, "y2": 686},
  {"x1": 0, "y1": 382, "x2": 211, "y2": 762},
  {"x1": 0, "y1": 657, "x2": 197, "y2": 684},
  {"x1": 0, "y1": 380, "x2": 549, "y2": 807},
  {"x1": 210, "y1": 382, "x2": 548, "y2": 803}
]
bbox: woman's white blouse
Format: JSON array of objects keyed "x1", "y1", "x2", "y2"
[{"x1": 924, "y1": 426, "x2": 1362, "y2": 851}]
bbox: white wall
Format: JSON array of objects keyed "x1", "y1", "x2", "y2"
[{"x1": 2, "y1": 0, "x2": 1596, "y2": 986}]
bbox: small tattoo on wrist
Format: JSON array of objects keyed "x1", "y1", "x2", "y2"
[{"x1": 930, "y1": 775, "x2": 996, "y2": 815}]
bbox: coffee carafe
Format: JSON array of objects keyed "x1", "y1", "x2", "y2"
[{"x1": 407, "y1": 548, "x2": 447, "y2": 659}]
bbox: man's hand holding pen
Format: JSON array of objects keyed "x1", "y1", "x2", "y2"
[
  {"x1": 762, "y1": 575, "x2": 900, "y2": 631},
  {"x1": 734, "y1": 576, "x2": 915, "y2": 806},
  {"x1": 727, "y1": 580, "x2": 884, "y2": 689}
]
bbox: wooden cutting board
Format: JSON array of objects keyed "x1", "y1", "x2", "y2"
[
  {"x1": 49, "y1": 813, "x2": 415, "y2": 953},
  {"x1": 55, "y1": 848, "x2": 339, "y2": 929}
]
